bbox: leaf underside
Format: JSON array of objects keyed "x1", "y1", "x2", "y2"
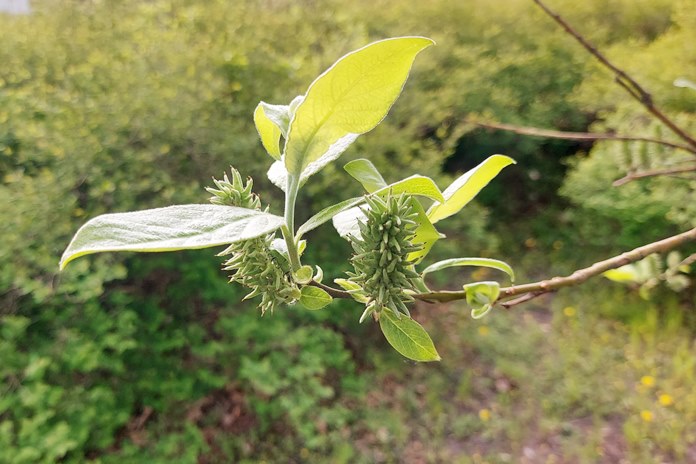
[
  {"x1": 283, "y1": 36, "x2": 434, "y2": 178},
  {"x1": 60, "y1": 204, "x2": 284, "y2": 270}
]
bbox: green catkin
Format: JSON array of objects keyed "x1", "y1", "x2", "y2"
[
  {"x1": 348, "y1": 193, "x2": 422, "y2": 319},
  {"x1": 207, "y1": 167, "x2": 297, "y2": 314}
]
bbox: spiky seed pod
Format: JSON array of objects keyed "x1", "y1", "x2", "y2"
[
  {"x1": 208, "y1": 167, "x2": 298, "y2": 314},
  {"x1": 348, "y1": 193, "x2": 422, "y2": 319},
  {"x1": 206, "y1": 168, "x2": 260, "y2": 210}
]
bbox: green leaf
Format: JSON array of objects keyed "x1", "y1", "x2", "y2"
[
  {"x1": 427, "y1": 155, "x2": 515, "y2": 223},
  {"x1": 299, "y1": 174, "x2": 444, "y2": 240},
  {"x1": 344, "y1": 158, "x2": 387, "y2": 192},
  {"x1": 253, "y1": 103, "x2": 283, "y2": 160},
  {"x1": 463, "y1": 281, "x2": 500, "y2": 319},
  {"x1": 379, "y1": 310, "x2": 440, "y2": 362},
  {"x1": 60, "y1": 205, "x2": 284, "y2": 270},
  {"x1": 256, "y1": 96, "x2": 304, "y2": 140},
  {"x1": 284, "y1": 37, "x2": 434, "y2": 177},
  {"x1": 345, "y1": 159, "x2": 444, "y2": 203},
  {"x1": 296, "y1": 196, "x2": 365, "y2": 239},
  {"x1": 374, "y1": 175, "x2": 444, "y2": 203},
  {"x1": 300, "y1": 286, "x2": 333, "y2": 310},
  {"x1": 313, "y1": 265, "x2": 324, "y2": 283},
  {"x1": 334, "y1": 278, "x2": 369, "y2": 303},
  {"x1": 422, "y1": 257, "x2": 515, "y2": 282},
  {"x1": 294, "y1": 265, "x2": 314, "y2": 284},
  {"x1": 406, "y1": 199, "x2": 443, "y2": 263}
]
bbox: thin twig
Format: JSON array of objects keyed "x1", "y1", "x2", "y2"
[
  {"x1": 313, "y1": 228, "x2": 696, "y2": 307},
  {"x1": 499, "y1": 292, "x2": 546, "y2": 309},
  {"x1": 679, "y1": 253, "x2": 696, "y2": 268},
  {"x1": 309, "y1": 280, "x2": 352, "y2": 299},
  {"x1": 413, "y1": 226, "x2": 696, "y2": 306},
  {"x1": 532, "y1": 0, "x2": 696, "y2": 151},
  {"x1": 613, "y1": 165, "x2": 696, "y2": 186},
  {"x1": 473, "y1": 120, "x2": 696, "y2": 154}
]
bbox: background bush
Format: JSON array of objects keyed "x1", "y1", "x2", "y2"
[{"x1": 1, "y1": 0, "x2": 694, "y2": 462}]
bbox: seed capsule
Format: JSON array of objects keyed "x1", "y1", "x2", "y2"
[
  {"x1": 209, "y1": 167, "x2": 298, "y2": 314},
  {"x1": 348, "y1": 193, "x2": 422, "y2": 317}
]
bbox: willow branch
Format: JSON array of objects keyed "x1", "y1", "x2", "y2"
[
  {"x1": 613, "y1": 165, "x2": 696, "y2": 186},
  {"x1": 413, "y1": 227, "x2": 696, "y2": 306},
  {"x1": 532, "y1": 0, "x2": 696, "y2": 151},
  {"x1": 309, "y1": 280, "x2": 352, "y2": 299},
  {"x1": 473, "y1": 121, "x2": 696, "y2": 154}
]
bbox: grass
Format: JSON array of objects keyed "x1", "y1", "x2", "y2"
[{"x1": 342, "y1": 282, "x2": 696, "y2": 463}]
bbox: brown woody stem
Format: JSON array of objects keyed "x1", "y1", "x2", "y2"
[
  {"x1": 473, "y1": 121, "x2": 696, "y2": 154},
  {"x1": 412, "y1": 227, "x2": 696, "y2": 307},
  {"x1": 532, "y1": 0, "x2": 696, "y2": 151}
]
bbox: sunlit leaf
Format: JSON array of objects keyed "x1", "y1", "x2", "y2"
[
  {"x1": 463, "y1": 281, "x2": 500, "y2": 319},
  {"x1": 60, "y1": 205, "x2": 284, "y2": 270},
  {"x1": 344, "y1": 158, "x2": 387, "y2": 192},
  {"x1": 379, "y1": 310, "x2": 441, "y2": 362},
  {"x1": 266, "y1": 134, "x2": 359, "y2": 191},
  {"x1": 297, "y1": 197, "x2": 365, "y2": 239},
  {"x1": 427, "y1": 155, "x2": 515, "y2": 223},
  {"x1": 406, "y1": 200, "x2": 442, "y2": 263},
  {"x1": 423, "y1": 257, "x2": 515, "y2": 282},
  {"x1": 253, "y1": 103, "x2": 282, "y2": 160},
  {"x1": 334, "y1": 278, "x2": 370, "y2": 303},
  {"x1": 375, "y1": 176, "x2": 444, "y2": 203},
  {"x1": 284, "y1": 37, "x2": 434, "y2": 177}
]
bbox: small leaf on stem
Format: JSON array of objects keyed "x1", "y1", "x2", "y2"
[
  {"x1": 300, "y1": 286, "x2": 333, "y2": 310},
  {"x1": 379, "y1": 310, "x2": 441, "y2": 362}
]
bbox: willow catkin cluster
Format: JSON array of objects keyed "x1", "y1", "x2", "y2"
[
  {"x1": 207, "y1": 168, "x2": 298, "y2": 314},
  {"x1": 348, "y1": 193, "x2": 422, "y2": 319}
]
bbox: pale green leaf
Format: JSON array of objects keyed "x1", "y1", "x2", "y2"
[
  {"x1": 463, "y1": 281, "x2": 500, "y2": 319},
  {"x1": 300, "y1": 286, "x2": 333, "y2": 310},
  {"x1": 407, "y1": 199, "x2": 442, "y2": 263},
  {"x1": 334, "y1": 278, "x2": 369, "y2": 303},
  {"x1": 60, "y1": 205, "x2": 284, "y2": 270},
  {"x1": 471, "y1": 304, "x2": 493, "y2": 319},
  {"x1": 297, "y1": 197, "x2": 365, "y2": 239},
  {"x1": 344, "y1": 159, "x2": 443, "y2": 203},
  {"x1": 253, "y1": 103, "x2": 282, "y2": 160},
  {"x1": 266, "y1": 134, "x2": 359, "y2": 191},
  {"x1": 344, "y1": 158, "x2": 387, "y2": 192},
  {"x1": 427, "y1": 155, "x2": 515, "y2": 223},
  {"x1": 294, "y1": 265, "x2": 314, "y2": 284},
  {"x1": 379, "y1": 310, "x2": 440, "y2": 362},
  {"x1": 374, "y1": 175, "x2": 444, "y2": 203},
  {"x1": 423, "y1": 257, "x2": 515, "y2": 282},
  {"x1": 331, "y1": 205, "x2": 366, "y2": 239},
  {"x1": 284, "y1": 37, "x2": 434, "y2": 177},
  {"x1": 313, "y1": 265, "x2": 324, "y2": 283}
]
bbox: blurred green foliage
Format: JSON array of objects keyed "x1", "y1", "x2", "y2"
[{"x1": 1, "y1": 0, "x2": 694, "y2": 461}]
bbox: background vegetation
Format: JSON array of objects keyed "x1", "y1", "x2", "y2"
[{"x1": 1, "y1": 0, "x2": 694, "y2": 462}]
